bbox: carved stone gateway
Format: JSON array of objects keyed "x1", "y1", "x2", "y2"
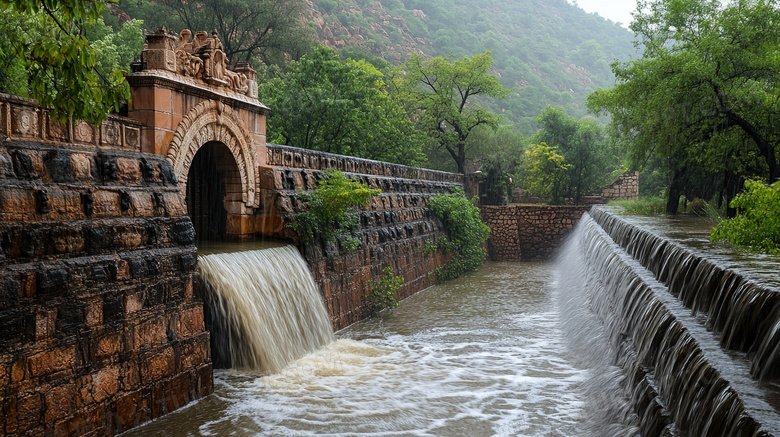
[{"x1": 127, "y1": 28, "x2": 270, "y2": 239}]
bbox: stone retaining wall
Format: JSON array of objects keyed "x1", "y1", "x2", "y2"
[
  {"x1": 259, "y1": 144, "x2": 459, "y2": 330},
  {"x1": 0, "y1": 138, "x2": 210, "y2": 435},
  {"x1": 482, "y1": 205, "x2": 591, "y2": 261}
]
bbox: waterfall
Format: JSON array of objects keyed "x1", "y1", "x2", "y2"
[
  {"x1": 197, "y1": 245, "x2": 335, "y2": 374},
  {"x1": 557, "y1": 209, "x2": 780, "y2": 437}
]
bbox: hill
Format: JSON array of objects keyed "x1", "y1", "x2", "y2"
[{"x1": 306, "y1": 0, "x2": 637, "y2": 133}]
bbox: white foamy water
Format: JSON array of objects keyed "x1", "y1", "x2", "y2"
[{"x1": 124, "y1": 261, "x2": 589, "y2": 437}]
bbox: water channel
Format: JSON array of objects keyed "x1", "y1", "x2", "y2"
[{"x1": 123, "y1": 261, "x2": 590, "y2": 436}]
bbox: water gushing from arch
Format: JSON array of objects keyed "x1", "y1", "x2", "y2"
[{"x1": 197, "y1": 246, "x2": 334, "y2": 374}]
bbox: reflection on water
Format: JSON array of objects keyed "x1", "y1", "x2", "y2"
[{"x1": 122, "y1": 262, "x2": 587, "y2": 437}]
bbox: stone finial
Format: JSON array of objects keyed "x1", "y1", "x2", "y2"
[{"x1": 142, "y1": 28, "x2": 177, "y2": 72}]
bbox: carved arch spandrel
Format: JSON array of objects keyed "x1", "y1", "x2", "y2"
[{"x1": 168, "y1": 100, "x2": 258, "y2": 208}]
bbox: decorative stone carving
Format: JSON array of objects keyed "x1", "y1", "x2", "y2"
[
  {"x1": 173, "y1": 29, "x2": 258, "y2": 98},
  {"x1": 167, "y1": 100, "x2": 258, "y2": 208},
  {"x1": 74, "y1": 121, "x2": 94, "y2": 144},
  {"x1": 46, "y1": 113, "x2": 69, "y2": 142},
  {"x1": 12, "y1": 107, "x2": 38, "y2": 136},
  {"x1": 125, "y1": 126, "x2": 140, "y2": 150},
  {"x1": 101, "y1": 120, "x2": 121, "y2": 147}
]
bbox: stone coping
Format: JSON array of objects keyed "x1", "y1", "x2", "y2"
[
  {"x1": 126, "y1": 70, "x2": 270, "y2": 114},
  {"x1": 265, "y1": 143, "x2": 464, "y2": 184}
]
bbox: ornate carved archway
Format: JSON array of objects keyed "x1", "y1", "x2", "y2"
[{"x1": 167, "y1": 100, "x2": 259, "y2": 208}]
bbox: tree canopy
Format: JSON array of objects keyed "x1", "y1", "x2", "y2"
[
  {"x1": 587, "y1": 0, "x2": 780, "y2": 213},
  {"x1": 259, "y1": 46, "x2": 426, "y2": 166},
  {"x1": 117, "y1": 0, "x2": 315, "y2": 67},
  {"x1": 389, "y1": 51, "x2": 510, "y2": 173},
  {"x1": 531, "y1": 106, "x2": 618, "y2": 201},
  {"x1": 0, "y1": 0, "x2": 139, "y2": 124}
]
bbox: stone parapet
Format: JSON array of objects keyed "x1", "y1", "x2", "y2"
[
  {"x1": 265, "y1": 144, "x2": 464, "y2": 185},
  {"x1": 0, "y1": 139, "x2": 210, "y2": 435},
  {"x1": 482, "y1": 205, "x2": 591, "y2": 261},
  {"x1": 0, "y1": 93, "x2": 143, "y2": 152},
  {"x1": 258, "y1": 145, "x2": 462, "y2": 330}
]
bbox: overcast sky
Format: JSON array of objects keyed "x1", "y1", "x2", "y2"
[{"x1": 570, "y1": 0, "x2": 637, "y2": 28}]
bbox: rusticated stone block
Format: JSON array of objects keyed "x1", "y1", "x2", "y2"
[
  {"x1": 28, "y1": 345, "x2": 76, "y2": 378},
  {"x1": 44, "y1": 382, "x2": 76, "y2": 423},
  {"x1": 140, "y1": 346, "x2": 175, "y2": 382}
]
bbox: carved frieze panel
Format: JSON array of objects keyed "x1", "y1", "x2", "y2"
[
  {"x1": 12, "y1": 106, "x2": 39, "y2": 137},
  {"x1": 46, "y1": 113, "x2": 69, "y2": 142},
  {"x1": 74, "y1": 121, "x2": 94, "y2": 144},
  {"x1": 125, "y1": 126, "x2": 141, "y2": 150},
  {"x1": 101, "y1": 120, "x2": 121, "y2": 147}
]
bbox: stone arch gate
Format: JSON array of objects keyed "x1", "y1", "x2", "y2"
[{"x1": 126, "y1": 28, "x2": 273, "y2": 240}]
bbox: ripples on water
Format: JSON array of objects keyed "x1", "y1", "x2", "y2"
[{"x1": 124, "y1": 262, "x2": 590, "y2": 437}]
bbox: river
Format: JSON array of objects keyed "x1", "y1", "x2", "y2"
[{"x1": 123, "y1": 261, "x2": 589, "y2": 436}]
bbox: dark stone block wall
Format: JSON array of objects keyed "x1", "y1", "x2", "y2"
[
  {"x1": 482, "y1": 205, "x2": 591, "y2": 261},
  {"x1": 261, "y1": 145, "x2": 461, "y2": 330},
  {"x1": 0, "y1": 139, "x2": 211, "y2": 435}
]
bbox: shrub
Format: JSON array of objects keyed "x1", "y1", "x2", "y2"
[
  {"x1": 291, "y1": 171, "x2": 380, "y2": 249},
  {"x1": 711, "y1": 180, "x2": 780, "y2": 253},
  {"x1": 366, "y1": 266, "x2": 405, "y2": 309},
  {"x1": 428, "y1": 188, "x2": 491, "y2": 280}
]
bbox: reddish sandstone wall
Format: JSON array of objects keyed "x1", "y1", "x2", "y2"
[
  {"x1": 0, "y1": 96, "x2": 210, "y2": 435},
  {"x1": 482, "y1": 205, "x2": 591, "y2": 261},
  {"x1": 260, "y1": 145, "x2": 460, "y2": 330}
]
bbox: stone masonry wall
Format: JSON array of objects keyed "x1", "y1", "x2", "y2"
[
  {"x1": 600, "y1": 171, "x2": 639, "y2": 201},
  {"x1": 260, "y1": 145, "x2": 460, "y2": 330},
  {"x1": 482, "y1": 205, "x2": 591, "y2": 261},
  {"x1": 0, "y1": 97, "x2": 210, "y2": 435}
]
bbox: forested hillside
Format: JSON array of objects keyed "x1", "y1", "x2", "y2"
[{"x1": 306, "y1": 0, "x2": 636, "y2": 132}]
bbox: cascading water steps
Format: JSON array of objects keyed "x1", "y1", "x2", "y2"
[
  {"x1": 196, "y1": 245, "x2": 335, "y2": 374},
  {"x1": 559, "y1": 208, "x2": 780, "y2": 437}
]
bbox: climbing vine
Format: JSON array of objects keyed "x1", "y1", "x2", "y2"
[
  {"x1": 428, "y1": 188, "x2": 491, "y2": 281},
  {"x1": 291, "y1": 170, "x2": 380, "y2": 250}
]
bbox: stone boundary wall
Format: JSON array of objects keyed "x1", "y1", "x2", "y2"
[
  {"x1": 260, "y1": 145, "x2": 461, "y2": 330},
  {"x1": 0, "y1": 137, "x2": 210, "y2": 435},
  {"x1": 600, "y1": 171, "x2": 639, "y2": 201},
  {"x1": 482, "y1": 205, "x2": 591, "y2": 261}
]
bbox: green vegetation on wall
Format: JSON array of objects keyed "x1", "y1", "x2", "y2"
[
  {"x1": 428, "y1": 189, "x2": 490, "y2": 281},
  {"x1": 291, "y1": 171, "x2": 380, "y2": 251},
  {"x1": 366, "y1": 266, "x2": 405, "y2": 309}
]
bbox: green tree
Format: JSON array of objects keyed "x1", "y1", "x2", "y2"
[
  {"x1": 390, "y1": 51, "x2": 510, "y2": 173},
  {"x1": 532, "y1": 107, "x2": 617, "y2": 200},
  {"x1": 523, "y1": 143, "x2": 571, "y2": 204},
  {"x1": 260, "y1": 46, "x2": 426, "y2": 166},
  {"x1": 120, "y1": 0, "x2": 315, "y2": 67},
  {"x1": 0, "y1": 0, "x2": 134, "y2": 124},
  {"x1": 587, "y1": 0, "x2": 780, "y2": 213}
]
